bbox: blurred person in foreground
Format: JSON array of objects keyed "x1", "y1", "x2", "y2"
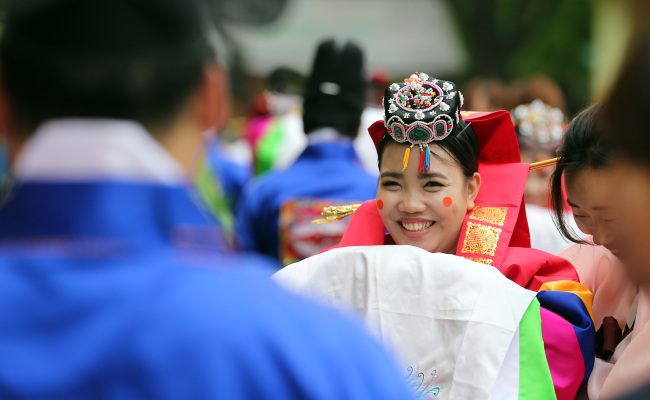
[
  {"x1": 0, "y1": 1, "x2": 412, "y2": 398},
  {"x1": 237, "y1": 38, "x2": 378, "y2": 266},
  {"x1": 596, "y1": 33, "x2": 650, "y2": 400}
]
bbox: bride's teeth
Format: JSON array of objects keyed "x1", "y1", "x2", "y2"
[{"x1": 402, "y1": 221, "x2": 433, "y2": 231}]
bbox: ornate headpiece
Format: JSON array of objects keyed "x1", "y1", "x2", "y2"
[
  {"x1": 511, "y1": 99, "x2": 565, "y2": 152},
  {"x1": 383, "y1": 72, "x2": 465, "y2": 172}
]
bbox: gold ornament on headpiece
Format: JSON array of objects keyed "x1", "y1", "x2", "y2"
[{"x1": 311, "y1": 204, "x2": 362, "y2": 225}]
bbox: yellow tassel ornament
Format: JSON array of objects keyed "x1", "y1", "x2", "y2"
[{"x1": 402, "y1": 146, "x2": 411, "y2": 172}]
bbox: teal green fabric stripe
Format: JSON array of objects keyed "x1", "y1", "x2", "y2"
[{"x1": 519, "y1": 298, "x2": 557, "y2": 400}]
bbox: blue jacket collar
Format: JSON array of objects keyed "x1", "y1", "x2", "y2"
[{"x1": 0, "y1": 181, "x2": 228, "y2": 252}]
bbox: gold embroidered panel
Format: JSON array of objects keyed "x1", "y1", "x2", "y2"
[
  {"x1": 468, "y1": 206, "x2": 508, "y2": 227},
  {"x1": 463, "y1": 256, "x2": 493, "y2": 266},
  {"x1": 461, "y1": 222, "x2": 502, "y2": 256}
]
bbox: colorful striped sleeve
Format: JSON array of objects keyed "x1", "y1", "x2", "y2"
[
  {"x1": 536, "y1": 290, "x2": 595, "y2": 400},
  {"x1": 519, "y1": 298, "x2": 557, "y2": 400}
]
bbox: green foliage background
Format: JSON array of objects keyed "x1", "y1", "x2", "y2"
[{"x1": 448, "y1": 0, "x2": 592, "y2": 116}]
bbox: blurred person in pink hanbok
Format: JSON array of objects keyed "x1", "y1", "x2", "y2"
[{"x1": 551, "y1": 103, "x2": 648, "y2": 399}]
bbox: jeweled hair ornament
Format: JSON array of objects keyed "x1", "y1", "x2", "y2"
[
  {"x1": 383, "y1": 72, "x2": 465, "y2": 172},
  {"x1": 512, "y1": 99, "x2": 565, "y2": 152}
]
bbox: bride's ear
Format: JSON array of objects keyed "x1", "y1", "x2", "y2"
[{"x1": 466, "y1": 172, "x2": 481, "y2": 210}]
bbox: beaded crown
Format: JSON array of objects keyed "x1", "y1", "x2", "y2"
[
  {"x1": 383, "y1": 72, "x2": 464, "y2": 145},
  {"x1": 382, "y1": 72, "x2": 465, "y2": 172}
]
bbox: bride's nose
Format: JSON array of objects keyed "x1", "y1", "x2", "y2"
[{"x1": 397, "y1": 191, "x2": 427, "y2": 214}]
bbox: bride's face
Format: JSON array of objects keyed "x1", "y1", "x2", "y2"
[{"x1": 376, "y1": 142, "x2": 480, "y2": 254}]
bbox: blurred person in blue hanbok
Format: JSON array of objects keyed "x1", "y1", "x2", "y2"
[
  {"x1": 237, "y1": 38, "x2": 378, "y2": 265},
  {"x1": 0, "y1": 1, "x2": 413, "y2": 399}
]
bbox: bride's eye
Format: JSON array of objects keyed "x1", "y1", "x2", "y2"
[
  {"x1": 424, "y1": 181, "x2": 444, "y2": 188},
  {"x1": 381, "y1": 180, "x2": 401, "y2": 189}
]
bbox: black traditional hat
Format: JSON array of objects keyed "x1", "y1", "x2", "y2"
[
  {"x1": 379, "y1": 72, "x2": 465, "y2": 172},
  {"x1": 302, "y1": 38, "x2": 366, "y2": 135}
]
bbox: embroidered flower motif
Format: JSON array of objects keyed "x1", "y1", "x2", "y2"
[
  {"x1": 419, "y1": 72, "x2": 429, "y2": 81},
  {"x1": 403, "y1": 112, "x2": 410, "y2": 118},
  {"x1": 389, "y1": 104, "x2": 398, "y2": 113},
  {"x1": 446, "y1": 92, "x2": 456, "y2": 100},
  {"x1": 388, "y1": 98, "x2": 395, "y2": 104},
  {"x1": 389, "y1": 83, "x2": 400, "y2": 91},
  {"x1": 439, "y1": 102, "x2": 450, "y2": 111},
  {"x1": 442, "y1": 82, "x2": 453, "y2": 92},
  {"x1": 415, "y1": 111, "x2": 425, "y2": 120},
  {"x1": 430, "y1": 111, "x2": 437, "y2": 117}
]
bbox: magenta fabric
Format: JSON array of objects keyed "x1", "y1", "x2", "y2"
[
  {"x1": 247, "y1": 116, "x2": 273, "y2": 149},
  {"x1": 540, "y1": 307, "x2": 585, "y2": 400}
]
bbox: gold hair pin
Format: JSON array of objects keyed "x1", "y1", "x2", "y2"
[{"x1": 529, "y1": 157, "x2": 559, "y2": 171}]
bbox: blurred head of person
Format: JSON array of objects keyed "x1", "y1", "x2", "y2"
[
  {"x1": 375, "y1": 73, "x2": 480, "y2": 255},
  {"x1": 512, "y1": 99, "x2": 565, "y2": 207},
  {"x1": 511, "y1": 75, "x2": 567, "y2": 115},
  {"x1": 264, "y1": 67, "x2": 304, "y2": 116},
  {"x1": 302, "y1": 38, "x2": 366, "y2": 138},
  {"x1": 0, "y1": 0, "x2": 222, "y2": 172},
  {"x1": 600, "y1": 33, "x2": 650, "y2": 282},
  {"x1": 461, "y1": 77, "x2": 515, "y2": 112},
  {"x1": 550, "y1": 103, "x2": 618, "y2": 252}
]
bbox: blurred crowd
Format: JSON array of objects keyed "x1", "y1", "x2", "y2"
[{"x1": 210, "y1": 56, "x2": 578, "y2": 260}]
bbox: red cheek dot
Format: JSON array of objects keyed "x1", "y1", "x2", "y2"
[
  {"x1": 443, "y1": 197, "x2": 452, "y2": 207},
  {"x1": 377, "y1": 199, "x2": 384, "y2": 210}
]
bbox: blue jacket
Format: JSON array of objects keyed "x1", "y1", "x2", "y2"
[
  {"x1": 0, "y1": 180, "x2": 409, "y2": 399},
  {"x1": 237, "y1": 140, "x2": 378, "y2": 262}
]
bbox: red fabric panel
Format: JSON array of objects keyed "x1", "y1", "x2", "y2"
[
  {"x1": 501, "y1": 247, "x2": 580, "y2": 291},
  {"x1": 368, "y1": 120, "x2": 385, "y2": 151},
  {"x1": 462, "y1": 110, "x2": 521, "y2": 163},
  {"x1": 455, "y1": 162, "x2": 529, "y2": 267},
  {"x1": 510, "y1": 198, "x2": 531, "y2": 248}
]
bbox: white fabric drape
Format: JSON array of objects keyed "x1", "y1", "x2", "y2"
[{"x1": 274, "y1": 245, "x2": 537, "y2": 400}]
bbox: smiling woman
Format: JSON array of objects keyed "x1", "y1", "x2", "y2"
[
  {"x1": 377, "y1": 140, "x2": 480, "y2": 254},
  {"x1": 277, "y1": 73, "x2": 598, "y2": 400}
]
